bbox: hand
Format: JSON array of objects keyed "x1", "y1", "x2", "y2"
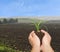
[
  {"x1": 28, "y1": 31, "x2": 40, "y2": 52},
  {"x1": 41, "y1": 30, "x2": 51, "y2": 45},
  {"x1": 41, "y1": 30, "x2": 54, "y2": 52},
  {"x1": 28, "y1": 30, "x2": 54, "y2": 52},
  {"x1": 28, "y1": 31, "x2": 40, "y2": 48}
]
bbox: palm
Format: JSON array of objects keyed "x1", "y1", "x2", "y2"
[{"x1": 41, "y1": 30, "x2": 51, "y2": 45}]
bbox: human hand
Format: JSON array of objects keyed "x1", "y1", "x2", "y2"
[
  {"x1": 41, "y1": 30, "x2": 54, "y2": 52},
  {"x1": 28, "y1": 31, "x2": 40, "y2": 48},
  {"x1": 28, "y1": 30, "x2": 54, "y2": 52},
  {"x1": 28, "y1": 31, "x2": 40, "y2": 52},
  {"x1": 41, "y1": 29, "x2": 51, "y2": 45}
]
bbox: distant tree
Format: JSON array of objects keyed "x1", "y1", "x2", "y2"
[
  {"x1": 0, "y1": 20, "x2": 2, "y2": 24},
  {"x1": 15, "y1": 18, "x2": 18, "y2": 23},
  {"x1": 2, "y1": 18, "x2": 18, "y2": 24},
  {"x1": 3, "y1": 18, "x2": 8, "y2": 24},
  {"x1": 8, "y1": 18, "x2": 15, "y2": 23},
  {"x1": 8, "y1": 18, "x2": 18, "y2": 23}
]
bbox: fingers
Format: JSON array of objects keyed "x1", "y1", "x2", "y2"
[
  {"x1": 28, "y1": 31, "x2": 40, "y2": 48},
  {"x1": 28, "y1": 31, "x2": 35, "y2": 40},
  {"x1": 28, "y1": 30, "x2": 53, "y2": 52},
  {"x1": 41, "y1": 29, "x2": 51, "y2": 44},
  {"x1": 41, "y1": 29, "x2": 49, "y2": 35},
  {"x1": 28, "y1": 31, "x2": 33, "y2": 39},
  {"x1": 41, "y1": 29, "x2": 51, "y2": 38},
  {"x1": 30, "y1": 31, "x2": 35, "y2": 37}
]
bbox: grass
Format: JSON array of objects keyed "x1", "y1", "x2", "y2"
[{"x1": 0, "y1": 43, "x2": 22, "y2": 52}]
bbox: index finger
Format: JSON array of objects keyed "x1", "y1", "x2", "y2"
[{"x1": 41, "y1": 29, "x2": 49, "y2": 35}]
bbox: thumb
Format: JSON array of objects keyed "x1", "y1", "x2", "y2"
[{"x1": 28, "y1": 31, "x2": 34, "y2": 40}]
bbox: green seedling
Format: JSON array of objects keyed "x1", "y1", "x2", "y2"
[
  {"x1": 32, "y1": 19, "x2": 48, "y2": 32},
  {"x1": 31, "y1": 18, "x2": 43, "y2": 32},
  {"x1": 31, "y1": 18, "x2": 48, "y2": 45},
  {"x1": 34, "y1": 21, "x2": 42, "y2": 32}
]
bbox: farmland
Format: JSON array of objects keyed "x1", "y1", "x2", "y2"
[{"x1": 0, "y1": 19, "x2": 60, "y2": 52}]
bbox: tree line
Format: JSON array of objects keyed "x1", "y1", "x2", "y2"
[{"x1": 0, "y1": 18, "x2": 18, "y2": 24}]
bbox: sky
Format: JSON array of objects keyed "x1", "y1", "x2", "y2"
[{"x1": 0, "y1": 0, "x2": 60, "y2": 17}]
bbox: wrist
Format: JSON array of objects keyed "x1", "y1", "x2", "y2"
[
  {"x1": 42, "y1": 44, "x2": 54, "y2": 52},
  {"x1": 31, "y1": 46, "x2": 40, "y2": 52},
  {"x1": 45, "y1": 45, "x2": 54, "y2": 52},
  {"x1": 32, "y1": 45, "x2": 40, "y2": 50},
  {"x1": 48, "y1": 45, "x2": 54, "y2": 52}
]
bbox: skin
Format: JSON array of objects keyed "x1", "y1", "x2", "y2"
[
  {"x1": 28, "y1": 30, "x2": 54, "y2": 52},
  {"x1": 41, "y1": 30, "x2": 54, "y2": 52},
  {"x1": 28, "y1": 31, "x2": 40, "y2": 52}
]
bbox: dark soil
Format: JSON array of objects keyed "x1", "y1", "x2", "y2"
[
  {"x1": 0, "y1": 22, "x2": 60, "y2": 52},
  {"x1": 35, "y1": 31, "x2": 44, "y2": 45}
]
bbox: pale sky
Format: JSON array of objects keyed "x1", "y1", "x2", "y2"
[{"x1": 0, "y1": 0, "x2": 60, "y2": 17}]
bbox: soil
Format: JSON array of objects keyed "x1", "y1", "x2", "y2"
[
  {"x1": 0, "y1": 22, "x2": 60, "y2": 52},
  {"x1": 35, "y1": 31, "x2": 44, "y2": 45}
]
